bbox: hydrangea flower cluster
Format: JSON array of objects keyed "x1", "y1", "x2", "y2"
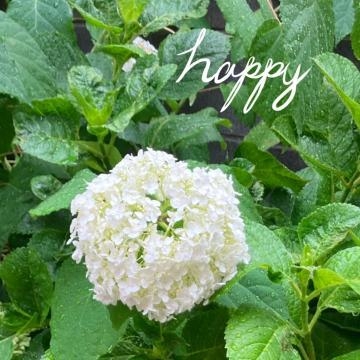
[{"x1": 69, "y1": 149, "x2": 249, "y2": 322}]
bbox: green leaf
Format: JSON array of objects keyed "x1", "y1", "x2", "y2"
[
  {"x1": 68, "y1": 66, "x2": 117, "y2": 128},
  {"x1": 225, "y1": 307, "x2": 300, "y2": 360},
  {"x1": 0, "y1": 12, "x2": 56, "y2": 103},
  {"x1": 180, "y1": 307, "x2": 228, "y2": 359},
  {"x1": 320, "y1": 247, "x2": 360, "y2": 313},
  {"x1": 298, "y1": 204, "x2": 360, "y2": 263},
  {"x1": 333, "y1": 0, "x2": 355, "y2": 44},
  {"x1": 281, "y1": 0, "x2": 335, "y2": 132},
  {"x1": 0, "y1": 247, "x2": 53, "y2": 322},
  {"x1": 272, "y1": 112, "x2": 358, "y2": 176},
  {"x1": 30, "y1": 169, "x2": 96, "y2": 217},
  {"x1": 145, "y1": 108, "x2": 226, "y2": 149},
  {"x1": 313, "y1": 268, "x2": 346, "y2": 292},
  {"x1": 0, "y1": 337, "x2": 13, "y2": 360},
  {"x1": 292, "y1": 168, "x2": 332, "y2": 224},
  {"x1": 245, "y1": 220, "x2": 293, "y2": 274},
  {"x1": 352, "y1": 3, "x2": 360, "y2": 59},
  {"x1": 243, "y1": 122, "x2": 279, "y2": 151},
  {"x1": 333, "y1": 350, "x2": 360, "y2": 359},
  {"x1": 140, "y1": 0, "x2": 209, "y2": 35},
  {"x1": 108, "y1": 57, "x2": 176, "y2": 133},
  {"x1": 215, "y1": 269, "x2": 291, "y2": 322},
  {"x1": 14, "y1": 112, "x2": 79, "y2": 166},
  {"x1": 314, "y1": 53, "x2": 360, "y2": 130},
  {"x1": 28, "y1": 230, "x2": 66, "y2": 264},
  {"x1": 50, "y1": 259, "x2": 120, "y2": 360},
  {"x1": 159, "y1": 29, "x2": 230, "y2": 100},
  {"x1": 312, "y1": 320, "x2": 360, "y2": 359},
  {"x1": 237, "y1": 142, "x2": 306, "y2": 193},
  {"x1": 7, "y1": 0, "x2": 86, "y2": 91},
  {"x1": 117, "y1": 0, "x2": 148, "y2": 24},
  {"x1": 216, "y1": 0, "x2": 273, "y2": 60}
]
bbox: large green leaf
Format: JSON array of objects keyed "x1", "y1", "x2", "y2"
[
  {"x1": 6, "y1": 0, "x2": 85, "y2": 96},
  {"x1": 50, "y1": 259, "x2": 120, "y2": 360},
  {"x1": 215, "y1": 269, "x2": 291, "y2": 322},
  {"x1": 298, "y1": 204, "x2": 360, "y2": 263},
  {"x1": 243, "y1": 122, "x2": 279, "y2": 151},
  {"x1": 0, "y1": 12, "x2": 56, "y2": 103},
  {"x1": 245, "y1": 220, "x2": 293, "y2": 274},
  {"x1": 215, "y1": 0, "x2": 273, "y2": 60},
  {"x1": 159, "y1": 29, "x2": 230, "y2": 100},
  {"x1": 225, "y1": 307, "x2": 300, "y2": 360},
  {"x1": 319, "y1": 247, "x2": 360, "y2": 313},
  {"x1": 333, "y1": 0, "x2": 355, "y2": 44},
  {"x1": 281, "y1": 0, "x2": 335, "y2": 132},
  {"x1": 314, "y1": 53, "x2": 360, "y2": 129},
  {"x1": 30, "y1": 169, "x2": 96, "y2": 217},
  {"x1": 237, "y1": 142, "x2": 306, "y2": 193},
  {"x1": 0, "y1": 247, "x2": 53, "y2": 323},
  {"x1": 14, "y1": 112, "x2": 80, "y2": 166},
  {"x1": 140, "y1": 0, "x2": 209, "y2": 35},
  {"x1": 144, "y1": 108, "x2": 226, "y2": 149}
]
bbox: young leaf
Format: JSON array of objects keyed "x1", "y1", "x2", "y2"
[
  {"x1": 298, "y1": 204, "x2": 360, "y2": 263},
  {"x1": 159, "y1": 29, "x2": 230, "y2": 100},
  {"x1": 68, "y1": 66, "x2": 117, "y2": 128},
  {"x1": 144, "y1": 108, "x2": 226, "y2": 150},
  {"x1": 0, "y1": 247, "x2": 53, "y2": 323},
  {"x1": 225, "y1": 307, "x2": 300, "y2": 360},
  {"x1": 50, "y1": 259, "x2": 120, "y2": 360},
  {"x1": 236, "y1": 142, "x2": 306, "y2": 193},
  {"x1": 116, "y1": 0, "x2": 148, "y2": 24},
  {"x1": 13, "y1": 112, "x2": 80, "y2": 166},
  {"x1": 30, "y1": 169, "x2": 96, "y2": 217},
  {"x1": 140, "y1": 0, "x2": 209, "y2": 35},
  {"x1": 107, "y1": 58, "x2": 176, "y2": 133},
  {"x1": 314, "y1": 53, "x2": 360, "y2": 129},
  {"x1": 319, "y1": 247, "x2": 360, "y2": 313}
]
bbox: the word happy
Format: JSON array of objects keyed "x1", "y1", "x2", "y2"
[{"x1": 176, "y1": 29, "x2": 311, "y2": 113}]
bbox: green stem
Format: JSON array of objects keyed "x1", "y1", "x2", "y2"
[
  {"x1": 341, "y1": 169, "x2": 360, "y2": 202},
  {"x1": 98, "y1": 135, "x2": 111, "y2": 171}
]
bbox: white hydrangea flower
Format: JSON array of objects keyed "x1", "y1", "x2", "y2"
[
  {"x1": 69, "y1": 149, "x2": 250, "y2": 322},
  {"x1": 122, "y1": 37, "x2": 157, "y2": 72}
]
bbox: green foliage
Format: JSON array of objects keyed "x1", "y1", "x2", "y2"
[
  {"x1": 50, "y1": 260, "x2": 120, "y2": 360},
  {"x1": 0, "y1": 0, "x2": 360, "y2": 359}
]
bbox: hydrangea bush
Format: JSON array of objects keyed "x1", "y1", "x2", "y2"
[{"x1": 0, "y1": 0, "x2": 360, "y2": 359}]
